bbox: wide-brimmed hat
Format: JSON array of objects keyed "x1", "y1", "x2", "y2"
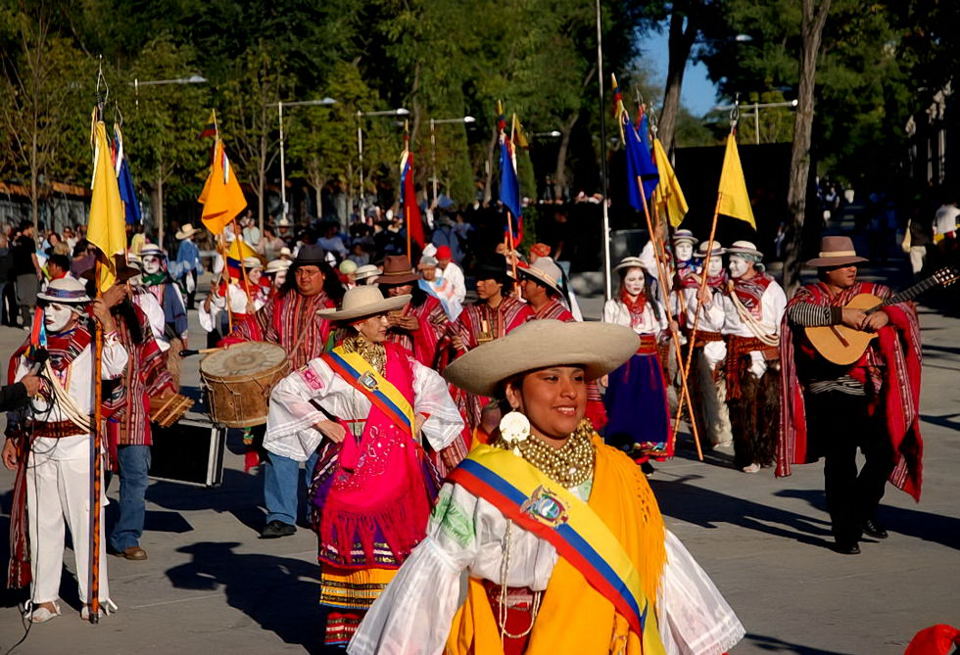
[
  {"x1": 290, "y1": 244, "x2": 326, "y2": 269},
  {"x1": 38, "y1": 277, "x2": 91, "y2": 305},
  {"x1": 264, "y1": 259, "x2": 292, "y2": 275},
  {"x1": 175, "y1": 223, "x2": 198, "y2": 240},
  {"x1": 613, "y1": 255, "x2": 646, "y2": 272},
  {"x1": 377, "y1": 255, "x2": 420, "y2": 285},
  {"x1": 805, "y1": 235, "x2": 868, "y2": 268},
  {"x1": 517, "y1": 257, "x2": 563, "y2": 296},
  {"x1": 78, "y1": 256, "x2": 141, "y2": 284},
  {"x1": 276, "y1": 217, "x2": 293, "y2": 228},
  {"x1": 443, "y1": 320, "x2": 640, "y2": 397},
  {"x1": 673, "y1": 229, "x2": 698, "y2": 245},
  {"x1": 474, "y1": 253, "x2": 510, "y2": 281},
  {"x1": 726, "y1": 240, "x2": 763, "y2": 259},
  {"x1": 243, "y1": 256, "x2": 262, "y2": 269},
  {"x1": 354, "y1": 264, "x2": 380, "y2": 281},
  {"x1": 279, "y1": 247, "x2": 292, "y2": 258},
  {"x1": 317, "y1": 285, "x2": 410, "y2": 322},
  {"x1": 697, "y1": 241, "x2": 725, "y2": 257},
  {"x1": 140, "y1": 244, "x2": 166, "y2": 259}
]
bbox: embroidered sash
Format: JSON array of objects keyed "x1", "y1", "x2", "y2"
[
  {"x1": 322, "y1": 347, "x2": 415, "y2": 436},
  {"x1": 448, "y1": 444, "x2": 654, "y2": 640}
]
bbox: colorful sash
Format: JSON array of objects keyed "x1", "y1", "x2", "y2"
[
  {"x1": 322, "y1": 347, "x2": 415, "y2": 436},
  {"x1": 448, "y1": 444, "x2": 653, "y2": 640}
]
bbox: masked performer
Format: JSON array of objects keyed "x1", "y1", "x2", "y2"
[
  {"x1": 138, "y1": 245, "x2": 188, "y2": 388},
  {"x1": 603, "y1": 256, "x2": 672, "y2": 470},
  {"x1": 264, "y1": 286, "x2": 464, "y2": 647},
  {"x1": 721, "y1": 241, "x2": 786, "y2": 473},
  {"x1": 2, "y1": 277, "x2": 128, "y2": 622},
  {"x1": 778, "y1": 236, "x2": 923, "y2": 554},
  {"x1": 349, "y1": 320, "x2": 744, "y2": 655}
]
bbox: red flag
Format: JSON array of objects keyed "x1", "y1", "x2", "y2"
[{"x1": 400, "y1": 143, "x2": 424, "y2": 248}]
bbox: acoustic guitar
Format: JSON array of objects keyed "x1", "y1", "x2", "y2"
[{"x1": 806, "y1": 266, "x2": 959, "y2": 365}]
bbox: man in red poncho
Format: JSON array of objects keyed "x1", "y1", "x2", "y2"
[{"x1": 778, "y1": 236, "x2": 924, "y2": 555}]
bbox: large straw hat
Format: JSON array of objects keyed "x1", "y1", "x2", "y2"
[
  {"x1": 175, "y1": 223, "x2": 198, "y2": 240},
  {"x1": 517, "y1": 257, "x2": 563, "y2": 296},
  {"x1": 726, "y1": 240, "x2": 763, "y2": 259},
  {"x1": 377, "y1": 255, "x2": 419, "y2": 285},
  {"x1": 805, "y1": 235, "x2": 868, "y2": 268},
  {"x1": 444, "y1": 320, "x2": 639, "y2": 397},
  {"x1": 317, "y1": 286, "x2": 410, "y2": 322},
  {"x1": 37, "y1": 276, "x2": 91, "y2": 305}
]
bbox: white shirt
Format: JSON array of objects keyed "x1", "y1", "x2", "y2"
[
  {"x1": 721, "y1": 275, "x2": 786, "y2": 377},
  {"x1": 198, "y1": 283, "x2": 263, "y2": 332},
  {"x1": 264, "y1": 352, "x2": 464, "y2": 462},
  {"x1": 132, "y1": 289, "x2": 168, "y2": 351},
  {"x1": 437, "y1": 262, "x2": 466, "y2": 303},
  {"x1": 603, "y1": 297, "x2": 667, "y2": 336},
  {"x1": 683, "y1": 285, "x2": 727, "y2": 366},
  {"x1": 934, "y1": 203, "x2": 960, "y2": 239}
]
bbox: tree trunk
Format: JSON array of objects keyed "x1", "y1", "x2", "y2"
[
  {"x1": 30, "y1": 128, "x2": 40, "y2": 233},
  {"x1": 783, "y1": 0, "x2": 831, "y2": 294},
  {"x1": 552, "y1": 112, "x2": 580, "y2": 201},
  {"x1": 658, "y1": 12, "x2": 697, "y2": 154}
]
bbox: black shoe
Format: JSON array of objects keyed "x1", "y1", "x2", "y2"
[
  {"x1": 835, "y1": 542, "x2": 861, "y2": 555},
  {"x1": 863, "y1": 519, "x2": 888, "y2": 539},
  {"x1": 260, "y1": 520, "x2": 296, "y2": 539},
  {"x1": 639, "y1": 461, "x2": 655, "y2": 476}
]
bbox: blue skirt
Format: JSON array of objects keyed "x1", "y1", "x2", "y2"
[{"x1": 603, "y1": 352, "x2": 672, "y2": 460}]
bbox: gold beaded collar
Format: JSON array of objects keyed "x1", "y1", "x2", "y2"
[
  {"x1": 341, "y1": 334, "x2": 387, "y2": 376},
  {"x1": 494, "y1": 418, "x2": 596, "y2": 488}
]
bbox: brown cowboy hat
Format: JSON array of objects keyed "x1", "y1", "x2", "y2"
[
  {"x1": 805, "y1": 236, "x2": 868, "y2": 268},
  {"x1": 78, "y1": 255, "x2": 140, "y2": 284},
  {"x1": 377, "y1": 255, "x2": 420, "y2": 285}
]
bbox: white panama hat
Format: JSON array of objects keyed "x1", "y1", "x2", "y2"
[{"x1": 317, "y1": 285, "x2": 410, "y2": 322}]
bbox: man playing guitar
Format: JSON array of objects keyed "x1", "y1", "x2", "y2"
[{"x1": 777, "y1": 235, "x2": 925, "y2": 555}]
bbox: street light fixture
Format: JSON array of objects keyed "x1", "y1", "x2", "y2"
[
  {"x1": 712, "y1": 99, "x2": 799, "y2": 144},
  {"x1": 429, "y1": 115, "x2": 475, "y2": 204},
  {"x1": 275, "y1": 97, "x2": 337, "y2": 218},
  {"x1": 356, "y1": 108, "x2": 409, "y2": 216},
  {"x1": 532, "y1": 130, "x2": 562, "y2": 138}
]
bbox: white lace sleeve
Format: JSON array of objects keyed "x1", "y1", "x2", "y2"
[
  {"x1": 656, "y1": 530, "x2": 745, "y2": 655},
  {"x1": 411, "y1": 359, "x2": 464, "y2": 451},
  {"x1": 263, "y1": 358, "x2": 339, "y2": 461}
]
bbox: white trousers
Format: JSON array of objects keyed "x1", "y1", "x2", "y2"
[
  {"x1": 695, "y1": 351, "x2": 733, "y2": 447},
  {"x1": 26, "y1": 453, "x2": 111, "y2": 605}
]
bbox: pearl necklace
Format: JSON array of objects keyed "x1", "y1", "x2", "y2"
[{"x1": 507, "y1": 419, "x2": 595, "y2": 488}]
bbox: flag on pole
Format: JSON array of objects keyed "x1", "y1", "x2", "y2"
[
  {"x1": 497, "y1": 102, "x2": 523, "y2": 243},
  {"x1": 87, "y1": 115, "x2": 127, "y2": 292},
  {"x1": 198, "y1": 109, "x2": 218, "y2": 139},
  {"x1": 198, "y1": 138, "x2": 247, "y2": 235},
  {"x1": 716, "y1": 132, "x2": 756, "y2": 228},
  {"x1": 399, "y1": 132, "x2": 425, "y2": 248},
  {"x1": 225, "y1": 237, "x2": 258, "y2": 280},
  {"x1": 652, "y1": 137, "x2": 688, "y2": 228},
  {"x1": 112, "y1": 124, "x2": 142, "y2": 225},
  {"x1": 613, "y1": 75, "x2": 658, "y2": 210}
]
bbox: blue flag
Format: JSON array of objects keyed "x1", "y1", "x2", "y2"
[
  {"x1": 613, "y1": 78, "x2": 659, "y2": 212},
  {"x1": 113, "y1": 125, "x2": 142, "y2": 225},
  {"x1": 498, "y1": 110, "x2": 523, "y2": 238}
]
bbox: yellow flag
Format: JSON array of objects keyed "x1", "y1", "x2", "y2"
[
  {"x1": 87, "y1": 117, "x2": 127, "y2": 292},
  {"x1": 716, "y1": 133, "x2": 755, "y2": 228},
  {"x1": 199, "y1": 139, "x2": 247, "y2": 235},
  {"x1": 652, "y1": 138, "x2": 688, "y2": 228},
  {"x1": 226, "y1": 236, "x2": 258, "y2": 262}
]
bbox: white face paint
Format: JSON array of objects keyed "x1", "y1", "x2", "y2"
[
  {"x1": 273, "y1": 270, "x2": 287, "y2": 289},
  {"x1": 44, "y1": 303, "x2": 76, "y2": 333},
  {"x1": 674, "y1": 242, "x2": 694, "y2": 262},
  {"x1": 142, "y1": 256, "x2": 162, "y2": 275},
  {"x1": 706, "y1": 256, "x2": 724, "y2": 277},
  {"x1": 728, "y1": 255, "x2": 752, "y2": 279},
  {"x1": 248, "y1": 268, "x2": 262, "y2": 285},
  {"x1": 622, "y1": 267, "x2": 645, "y2": 296}
]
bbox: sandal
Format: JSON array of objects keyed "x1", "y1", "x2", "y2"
[
  {"x1": 23, "y1": 600, "x2": 61, "y2": 624},
  {"x1": 80, "y1": 599, "x2": 119, "y2": 620}
]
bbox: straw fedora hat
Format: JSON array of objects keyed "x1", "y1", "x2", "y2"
[
  {"x1": 37, "y1": 276, "x2": 92, "y2": 305},
  {"x1": 175, "y1": 223, "x2": 198, "y2": 240},
  {"x1": 806, "y1": 235, "x2": 868, "y2": 268},
  {"x1": 443, "y1": 319, "x2": 640, "y2": 397},
  {"x1": 264, "y1": 259, "x2": 291, "y2": 275},
  {"x1": 726, "y1": 240, "x2": 763, "y2": 259},
  {"x1": 613, "y1": 255, "x2": 646, "y2": 272},
  {"x1": 696, "y1": 241, "x2": 725, "y2": 257},
  {"x1": 517, "y1": 257, "x2": 563, "y2": 296},
  {"x1": 673, "y1": 229, "x2": 698, "y2": 245},
  {"x1": 377, "y1": 255, "x2": 420, "y2": 285},
  {"x1": 317, "y1": 286, "x2": 410, "y2": 322},
  {"x1": 140, "y1": 244, "x2": 166, "y2": 259},
  {"x1": 354, "y1": 264, "x2": 380, "y2": 281}
]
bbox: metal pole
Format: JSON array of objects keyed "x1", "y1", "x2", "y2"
[
  {"x1": 278, "y1": 101, "x2": 287, "y2": 218},
  {"x1": 754, "y1": 102, "x2": 760, "y2": 145},
  {"x1": 430, "y1": 118, "x2": 438, "y2": 205},
  {"x1": 357, "y1": 110, "x2": 364, "y2": 220},
  {"x1": 595, "y1": 0, "x2": 612, "y2": 301}
]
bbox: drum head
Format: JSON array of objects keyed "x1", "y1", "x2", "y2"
[{"x1": 201, "y1": 342, "x2": 288, "y2": 378}]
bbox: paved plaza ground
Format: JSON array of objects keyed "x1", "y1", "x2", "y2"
[{"x1": 0, "y1": 274, "x2": 957, "y2": 654}]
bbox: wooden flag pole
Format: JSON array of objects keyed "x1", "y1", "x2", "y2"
[
  {"x1": 672, "y1": 193, "x2": 722, "y2": 439},
  {"x1": 216, "y1": 232, "x2": 233, "y2": 334},
  {"x1": 636, "y1": 175, "x2": 702, "y2": 460},
  {"x1": 232, "y1": 220, "x2": 253, "y2": 305},
  {"x1": 88, "y1": 257, "x2": 104, "y2": 623},
  {"x1": 505, "y1": 211, "x2": 519, "y2": 282}
]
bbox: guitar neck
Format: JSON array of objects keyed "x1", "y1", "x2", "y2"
[{"x1": 874, "y1": 275, "x2": 941, "y2": 310}]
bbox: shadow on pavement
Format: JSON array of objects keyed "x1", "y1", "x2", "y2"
[
  {"x1": 166, "y1": 541, "x2": 323, "y2": 653},
  {"x1": 649, "y1": 475, "x2": 835, "y2": 550},
  {"x1": 147, "y1": 468, "x2": 266, "y2": 536},
  {"x1": 745, "y1": 632, "x2": 856, "y2": 654},
  {"x1": 777, "y1": 489, "x2": 960, "y2": 551}
]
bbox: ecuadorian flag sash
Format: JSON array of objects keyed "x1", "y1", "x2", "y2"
[
  {"x1": 448, "y1": 444, "x2": 655, "y2": 641},
  {"x1": 322, "y1": 347, "x2": 415, "y2": 436}
]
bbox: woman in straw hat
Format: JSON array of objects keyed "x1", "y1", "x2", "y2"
[
  {"x1": 348, "y1": 320, "x2": 744, "y2": 655},
  {"x1": 264, "y1": 286, "x2": 465, "y2": 647},
  {"x1": 602, "y1": 256, "x2": 673, "y2": 473}
]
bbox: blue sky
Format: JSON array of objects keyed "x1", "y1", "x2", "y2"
[{"x1": 636, "y1": 29, "x2": 718, "y2": 117}]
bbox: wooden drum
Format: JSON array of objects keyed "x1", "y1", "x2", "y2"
[{"x1": 199, "y1": 342, "x2": 290, "y2": 428}]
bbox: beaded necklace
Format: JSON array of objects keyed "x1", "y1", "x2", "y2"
[
  {"x1": 498, "y1": 418, "x2": 595, "y2": 488},
  {"x1": 341, "y1": 334, "x2": 387, "y2": 376}
]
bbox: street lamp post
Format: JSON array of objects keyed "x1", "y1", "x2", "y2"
[
  {"x1": 130, "y1": 74, "x2": 207, "y2": 246},
  {"x1": 356, "y1": 108, "x2": 409, "y2": 219},
  {"x1": 275, "y1": 97, "x2": 337, "y2": 221},
  {"x1": 429, "y1": 115, "x2": 475, "y2": 204},
  {"x1": 713, "y1": 99, "x2": 799, "y2": 144}
]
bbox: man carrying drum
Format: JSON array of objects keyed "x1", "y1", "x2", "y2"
[{"x1": 223, "y1": 244, "x2": 344, "y2": 539}]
